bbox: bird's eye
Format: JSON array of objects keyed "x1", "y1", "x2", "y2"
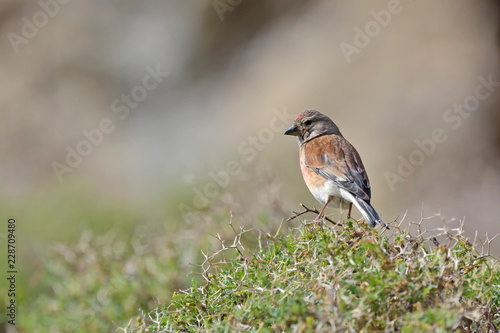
[{"x1": 304, "y1": 120, "x2": 312, "y2": 126}]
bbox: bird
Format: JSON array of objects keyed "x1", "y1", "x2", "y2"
[{"x1": 284, "y1": 110, "x2": 387, "y2": 228}]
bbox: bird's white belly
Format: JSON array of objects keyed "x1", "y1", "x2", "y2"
[{"x1": 307, "y1": 179, "x2": 350, "y2": 209}]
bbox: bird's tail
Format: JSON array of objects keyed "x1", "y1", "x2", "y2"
[
  {"x1": 354, "y1": 198, "x2": 388, "y2": 229},
  {"x1": 339, "y1": 189, "x2": 388, "y2": 229}
]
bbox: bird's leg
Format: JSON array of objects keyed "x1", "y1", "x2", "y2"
[
  {"x1": 309, "y1": 198, "x2": 331, "y2": 224},
  {"x1": 347, "y1": 203, "x2": 353, "y2": 219}
]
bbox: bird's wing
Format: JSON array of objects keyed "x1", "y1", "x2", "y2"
[{"x1": 303, "y1": 135, "x2": 371, "y2": 202}]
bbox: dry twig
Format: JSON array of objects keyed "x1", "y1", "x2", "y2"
[{"x1": 285, "y1": 203, "x2": 340, "y2": 226}]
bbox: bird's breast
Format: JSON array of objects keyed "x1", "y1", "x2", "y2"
[{"x1": 300, "y1": 161, "x2": 339, "y2": 204}]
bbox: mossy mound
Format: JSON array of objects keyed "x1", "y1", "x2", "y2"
[{"x1": 133, "y1": 220, "x2": 500, "y2": 332}]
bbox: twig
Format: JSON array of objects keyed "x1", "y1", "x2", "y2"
[{"x1": 286, "y1": 204, "x2": 339, "y2": 226}]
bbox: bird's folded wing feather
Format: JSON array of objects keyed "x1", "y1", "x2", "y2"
[{"x1": 304, "y1": 135, "x2": 371, "y2": 202}]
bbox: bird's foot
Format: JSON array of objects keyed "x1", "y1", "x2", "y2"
[{"x1": 306, "y1": 219, "x2": 323, "y2": 226}]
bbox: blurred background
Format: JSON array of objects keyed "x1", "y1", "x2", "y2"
[{"x1": 0, "y1": 0, "x2": 499, "y2": 331}]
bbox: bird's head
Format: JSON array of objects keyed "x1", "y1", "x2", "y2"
[{"x1": 284, "y1": 110, "x2": 342, "y2": 144}]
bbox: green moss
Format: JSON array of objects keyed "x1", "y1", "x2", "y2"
[{"x1": 132, "y1": 221, "x2": 500, "y2": 332}]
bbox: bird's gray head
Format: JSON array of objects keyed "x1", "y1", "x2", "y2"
[{"x1": 284, "y1": 110, "x2": 342, "y2": 145}]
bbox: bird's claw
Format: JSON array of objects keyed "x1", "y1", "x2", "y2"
[{"x1": 306, "y1": 219, "x2": 323, "y2": 226}]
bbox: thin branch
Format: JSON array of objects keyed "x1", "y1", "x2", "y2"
[{"x1": 286, "y1": 204, "x2": 340, "y2": 226}]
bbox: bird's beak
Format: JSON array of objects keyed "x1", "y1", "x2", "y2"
[{"x1": 284, "y1": 124, "x2": 300, "y2": 136}]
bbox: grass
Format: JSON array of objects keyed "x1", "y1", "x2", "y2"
[
  {"x1": 1, "y1": 175, "x2": 284, "y2": 333},
  {"x1": 10, "y1": 200, "x2": 499, "y2": 332},
  {"x1": 129, "y1": 217, "x2": 500, "y2": 332}
]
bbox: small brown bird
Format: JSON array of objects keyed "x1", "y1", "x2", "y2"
[{"x1": 284, "y1": 110, "x2": 387, "y2": 228}]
